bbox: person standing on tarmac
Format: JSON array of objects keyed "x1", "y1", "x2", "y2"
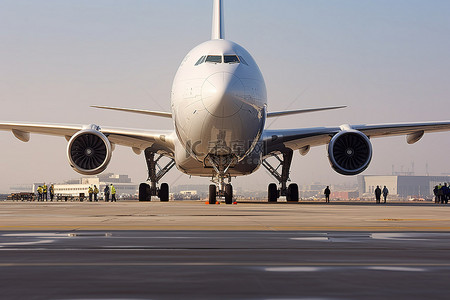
[
  {"x1": 375, "y1": 186, "x2": 382, "y2": 203},
  {"x1": 104, "y1": 185, "x2": 110, "y2": 202},
  {"x1": 437, "y1": 184, "x2": 443, "y2": 203},
  {"x1": 37, "y1": 186, "x2": 43, "y2": 201},
  {"x1": 433, "y1": 185, "x2": 439, "y2": 203},
  {"x1": 382, "y1": 186, "x2": 389, "y2": 203},
  {"x1": 42, "y1": 183, "x2": 47, "y2": 201},
  {"x1": 110, "y1": 184, "x2": 116, "y2": 202},
  {"x1": 442, "y1": 183, "x2": 449, "y2": 204},
  {"x1": 93, "y1": 185, "x2": 99, "y2": 202},
  {"x1": 324, "y1": 186, "x2": 331, "y2": 203},
  {"x1": 49, "y1": 184, "x2": 55, "y2": 202},
  {"x1": 88, "y1": 186, "x2": 93, "y2": 202}
]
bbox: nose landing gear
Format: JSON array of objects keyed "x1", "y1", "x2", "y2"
[
  {"x1": 207, "y1": 154, "x2": 236, "y2": 204},
  {"x1": 208, "y1": 176, "x2": 234, "y2": 204}
]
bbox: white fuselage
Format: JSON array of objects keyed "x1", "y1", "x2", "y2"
[{"x1": 171, "y1": 39, "x2": 267, "y2": 176}]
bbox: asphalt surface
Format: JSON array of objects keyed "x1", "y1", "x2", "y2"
[{"x1": 1, "y1": 201, "x2": 450, "y2": 299}]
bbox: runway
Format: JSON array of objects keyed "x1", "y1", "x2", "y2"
[{"x1": 1, "y1": 201, "x2": 450, "y2": 299}]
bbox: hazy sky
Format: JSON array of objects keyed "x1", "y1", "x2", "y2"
[{"x1": 0, "y1": 0, "x2": 449, "y2": 193}]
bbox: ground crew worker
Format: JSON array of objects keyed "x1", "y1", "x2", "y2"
[
  {"x1": 375, "y1": 186, "x2": 382, "y2": 203},
  {"x1": 437, "y1": 184, "x2": 444, "y2": 203},
  {"x1": 434, "y1": 185, "x2": 439, "y2": 203},
  {"x1": 324, "y1": 186, "x2": 331, "y2": 203},
  {"x1": 442, "y1": 183, "x2": 449, "y2": 204},
  {"x1": 93, "y1": 185, "x2": 99, "y2": 202},
  {"x1": 37, "y1": 186, "x2": 43, "y2": 201},
  {"x1": 49, "y1": 184, "x2": 55, "y2": 202},
  {"x1": 110, "y1": 184, "x2": 116, "y2": 202},
  {"x1": 88, "y1": 186, "x2": 93, "y2": 202},
  {"x1": 104, "y1": 185, "x2": 110, "y2": 202},
  {"x1": 382, "y1": 186, "x2": 389, "y2": 203},
  {"x1": 42, "y1": 184, "x2": 47, "y2": 201}
]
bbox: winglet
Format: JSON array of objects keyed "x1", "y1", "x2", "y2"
[{"x1": 212, "y1": 0, "x2": 224, "y2": 40}]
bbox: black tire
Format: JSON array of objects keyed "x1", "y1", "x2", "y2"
[
  {"x1": 159, "y1": 183, "x2": 169, "y2": 202},
  {"x1": 287, "y1": 183, "x2": 299, "y2": 202},
  {"x1": 225, "y1": 184, "x2": 233, "y2": 204},
  {"x1": 139, "y1": 183, "x2": 151, "y2": 202},
  {"x1": 209, "y1": 184, "x2": 217, "y2": 204},
  {"x1": 268, "y1": 183, "x2": 278, "y2": 202}
]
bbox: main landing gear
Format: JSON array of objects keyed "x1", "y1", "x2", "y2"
[
  {"x1": 262, "y1": 149, "x2": 299, "y2": 202},
  {"x1": 139, "y1": 148, "x2": 175, "y2": 202}
]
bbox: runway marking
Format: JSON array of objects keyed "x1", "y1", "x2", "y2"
[
  {"x1": 371, "y1": 233, "x2": 430, "y2": 241},
  {"x1": 265, "y1": 267, "x2": 322, "y2": 272},
  {"x1": 367, "y1": 266, "x2": 426, "y2": 272},
  {"x1": 0, "y1": 239, "x2": 54, "y2": 247},
  {"x1": 2, "y1": 233, "x2": 72, "y2": 237},
  {"x1": 0, "y1": 262, "x2": 448, "y2": 267},
  {"x1": 290, "y1": 237, "x2": 329, "y2": 241}
]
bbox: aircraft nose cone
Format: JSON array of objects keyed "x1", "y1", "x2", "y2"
[{"x1": 202, "y1": 72, "x2": 244, "y2": 118}]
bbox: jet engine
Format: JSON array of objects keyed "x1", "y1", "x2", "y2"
[
  {"x1": 67, "y1": 127, "x2": 112, "y2": 175},
  {"x1": 327, "y1": 130, "x2": 372, "y2": 175}
]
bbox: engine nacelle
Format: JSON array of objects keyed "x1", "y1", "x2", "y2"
[
  {"x1": 67, "y1": 128, "x2": 112, "y2": 175},
  {"x1": 328, "y1": 130, "x2": 372, "y2": 176}
]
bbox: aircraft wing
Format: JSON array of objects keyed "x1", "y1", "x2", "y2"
[
  {"x1": 0, "y1": 122, "x2": 175, "y2": 154},
  {"x1": 262, "y1": 121, "x2": 450, "y2": 155}
]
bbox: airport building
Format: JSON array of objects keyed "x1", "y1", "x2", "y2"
[
  {"x1": 358, "y1": 175, "x2": 450, "y2": 199},
  {"x1": 51, "y1": 173, "x2": 138, "y2": 198}
]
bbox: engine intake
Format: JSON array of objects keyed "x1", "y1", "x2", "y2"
[
  {"x1": 67, "y1": 128, "x2": 112, "y2": 175},
  {"x1": 328, "y1": 130, "x2": 372, "y2": 175}
]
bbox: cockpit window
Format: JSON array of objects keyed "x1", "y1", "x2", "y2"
[
  {"x1": 205, "y1": 55, "x2": 222, "y2": 63},
  {"x1": 195, "y1": 56, "x2": 206, "y2": 66},
  {"x1": 238, "y1": 56, "x2": 248, "y2": 66},
  {"x1": 224, "y1": 55, "x2": 239, "y2": 64}
]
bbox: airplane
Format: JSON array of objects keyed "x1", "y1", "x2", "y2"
[{"x1": 1, "y1": 0, "x2": 449, "y2": 204}]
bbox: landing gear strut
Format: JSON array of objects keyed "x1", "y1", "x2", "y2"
[
  {"x1": 262, "y1": 149, "x2": 299, "y2": 202},
  {"x1": 139, "y1": 148, "x2": 175, "y2": 202},
  {"x1": 207, "y1": 154, "x2": 235, "y2": 204}
]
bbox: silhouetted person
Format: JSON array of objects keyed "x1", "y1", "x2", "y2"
[
  {"x1": 104, "y1": 185, "x2": 110, "y2": 202},
  {"x1": 49, "y1": 184, "x2": 55, "y2": 202},
  {"x1": 375, "y1": 186, "x2": 382, "y2": 204},
  {"x1": 382, "y1": 186, "x2": 389, "y2": 203},
  {"x1": 324, "y1": 186, "x2": 331, "y2": 203},
  {"x1": 437, "y1": 184, "x2": 444, "y2": 204},
  {"x1": 433, "y1": 185, "x2": 439, "y2": 203},
  {"x1": 442, "y1": 183, "x2": 449, "y2": 204}
]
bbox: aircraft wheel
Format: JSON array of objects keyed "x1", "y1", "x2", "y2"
[
  {"x1": 209, "y1": 184, "x2": 217, "y2": 204},
  {"x1": 139, "y1": 183, "x2": 151, "y2": 202},
  {"x1": 225, "y1": 184, "x2": 233, "y2": 204},
  {"x1": 287, "y1": 183, "x2": 299, "y2": 202},
  {"x1": 268, "y1": 183, "x2": 278, "y2": 202},
  {"x1": 159, "y1": 183, "x2": 169, "y2": 202}
]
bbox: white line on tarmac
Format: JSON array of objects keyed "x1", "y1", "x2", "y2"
[{"x1": 0, "y1": 239, "x2": 55, "y2": 247}]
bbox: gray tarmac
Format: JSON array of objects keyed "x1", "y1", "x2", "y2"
[{"x1": 1, "y1": 200, "x2": 450, "y2": 299}]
